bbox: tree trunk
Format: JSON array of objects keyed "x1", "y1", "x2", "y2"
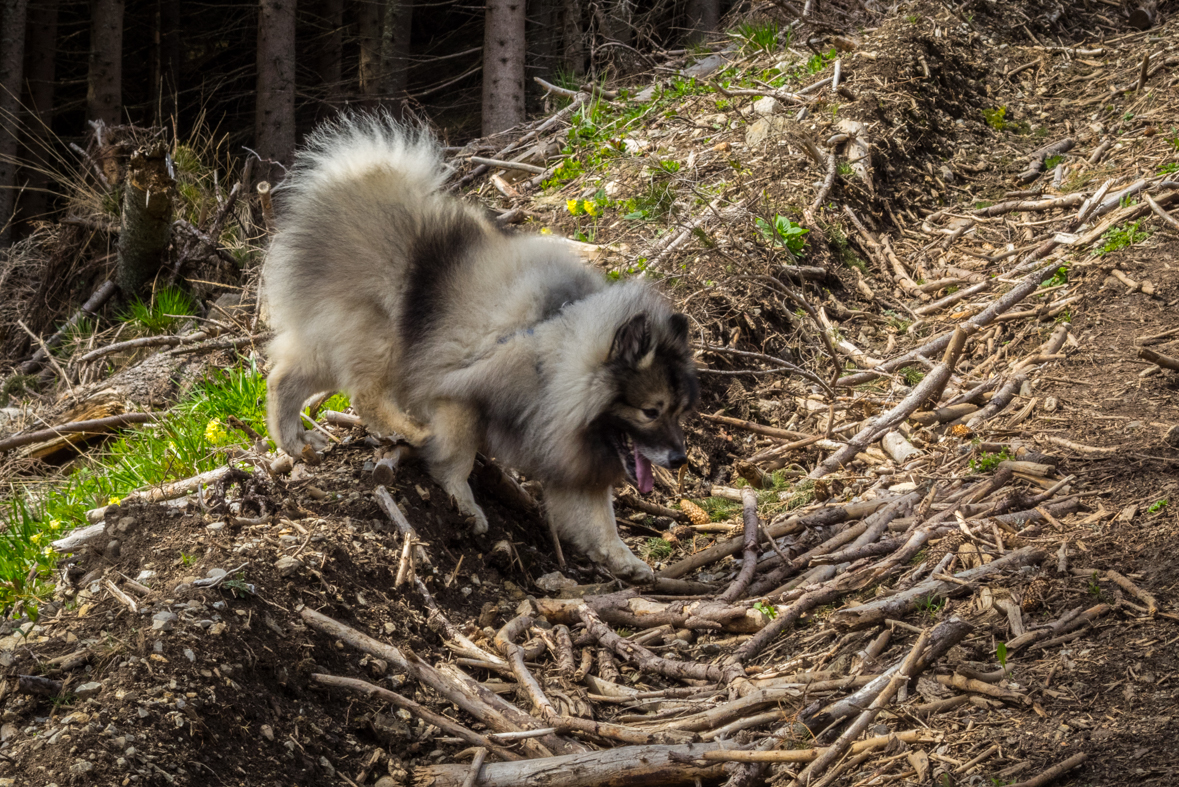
[
  {"x1": 561, "y1": 0, "x2": 586, "y2": 77},
  {"x1": 116, "y1": 146, "x2": 176, "y2": 295},
  {"x1": 684, "y1": 0, "x2": 718, "y2": 44},
  {"x1": 482, "y1": 0, "x2": 526, "y2": 135},
  {"x1": 17, "y1": 0, "x2": 56, "y2": 226},
  {"x1": 88, "y1": 0, "x2": 124, "y2": 126},
  {"x1": 313, "y1": 0, "x2": 344, "y2": 110},
  {"x1": 602, "y1": 0, "x2": 634, "y2": 47},
  {"x1": 153, "y1": 0, "x2": 180, "y2": 124},
  {"x1": 357, "y1": 0, "x2": 381, "y2": 105},
  {"x1": 255, "y1": 0, "x2": 297, "y2": 180},
  {"x1": 527, "y1": 0, "x2": 559, "y2": 108},
  {"x1": 0, "y1": 0, "x2": 29, "y2": 247},
  {"x1": 378, "y1": 0, "x2": 412, "y2": 115}
]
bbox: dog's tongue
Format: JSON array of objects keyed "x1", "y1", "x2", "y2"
[{"x1": 634, "y1": 446, "x2": 654, "y2": 495}]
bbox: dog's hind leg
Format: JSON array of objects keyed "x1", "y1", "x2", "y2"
[
  {"x1": 352, "y1": 386, "x2": 431, "y2": 447},
  {"x1": 267, "y1": 358, "x2": 331, "y2": 457},
  {"x1": 421, "y1": 399, "x2": 488, "y2": 534},
  {"x1": 544, "y1": 486, "x2": 653, "y2": 584}
]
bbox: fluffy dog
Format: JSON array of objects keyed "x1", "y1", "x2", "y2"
[{"x1": 262, "y1": 114, "x2": 698, "y2": 582}]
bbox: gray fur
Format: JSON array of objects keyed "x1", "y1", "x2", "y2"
[{"x1": 262, "y1": 113, "x2": 698, "y2": 582}]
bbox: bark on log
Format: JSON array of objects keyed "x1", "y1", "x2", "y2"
[
  {"x1": 412, "y1": 743, "x2": 726, "y2": 787},
  {"x1": 116, "y1": 145, "x2": 177, "y2": 294}
]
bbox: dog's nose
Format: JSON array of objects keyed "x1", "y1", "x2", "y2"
[{"x1": 668, "y1": 450, "x2": 687, "y2": 470}]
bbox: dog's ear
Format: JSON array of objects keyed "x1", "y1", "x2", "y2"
[
  {"x1": 668, "y1": 312, "x2": 690, "y2": 344},
  {"x1": 609, "y1": 312, "x2": 652, "y2": 368}
]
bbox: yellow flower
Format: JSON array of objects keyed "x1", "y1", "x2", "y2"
[
  {"x1": 30, "y1": 532, "x2": 43, "y2": 545},
  {"x1": 42, "y1": 546, "x2": 54, "y2": 557},
  {"x1": 539, "y1": 227, "x2": 553, "y2": 235},
  {"x1": 107, "y1": 496, "x2": 122, "y2": 506},
  {"x1": 204, "y1": 418, "x2": 229, "y2": 445},
  {"x1": 49, "y1": 518, "x2": 63, "y2": 530},
  {"x1": 584, "y1": 202, "x2": 600, "y2": 217},
  {"x1": 566, "y1": 199, "x2": 582, "y2": 216}
]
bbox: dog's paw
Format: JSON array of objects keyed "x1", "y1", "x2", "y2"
[
  {"x1": 467, "y1": 507, "x2": 489, "y2": 535},
  {"x1": 592, "y1": 545, "x2": 653, "y2": 585},
  {"x1": 297, "y1": 428, "x2": 330, "y2": 453}
]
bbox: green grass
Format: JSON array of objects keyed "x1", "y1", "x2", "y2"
[
  {"x1": 755, "y1": 215, "x2": 809, "y2": 256},
  {"x1": 641, "y1": 538, "x2": 674, "y2": 561},
  {"x1": 1042, "y1": 265, "x2": 1069, "y2": 288},
  {"x1": 1158, "y1": 162, "x2": 1179, "y2": 175},
  {"x1": 900, "y1": 366, "x2": 925, "y2": 385},
  {"x1": 734, "y1": 20, "x2": 780, "y2": 54},
  {"x1": 119, "y1": 286, "x2": 197, "y2": 334},
  {"x1": 1, "y1": 360, "x2": 273, "y2": 617}
]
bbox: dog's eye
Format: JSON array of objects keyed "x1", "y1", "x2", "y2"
[{"x1": 642, "y1": 408, "x2": 660, "y2": 419}]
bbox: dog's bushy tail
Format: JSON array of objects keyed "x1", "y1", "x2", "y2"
[{"x1": 278, "y1": 112, "x2": 445, "y2": 203}]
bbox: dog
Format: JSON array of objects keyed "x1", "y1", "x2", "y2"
[{"x1": 261, "y1": 113, "x2": 698, "y2": 582}]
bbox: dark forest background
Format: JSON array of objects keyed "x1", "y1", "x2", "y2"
[{"x1": 0, "y1": 0, "x2": 732, "y2": 245}]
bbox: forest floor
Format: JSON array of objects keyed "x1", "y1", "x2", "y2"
[{"x1": 3, "y1": 1, "x2": 1179, "y2": 786}]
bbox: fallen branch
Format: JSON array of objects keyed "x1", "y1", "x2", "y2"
[{"x1": 0, "y1": 412, "x2": 157, "y2": 453}]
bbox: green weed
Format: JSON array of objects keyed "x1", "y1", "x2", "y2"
[
  {"x1": 900, "y1": 366, "x2": 925, "y2": 385},
  {"x1": 753, "y1": 600, "x2": 779, "y2": 620},
  {"x1": 981, "y1": 107, "x2": 1008, "y2": 131},
  {"x1": 755, "y1": 215, "x2": 809, "y2": 256},
  {"x1": 970, "y1": 448, "x2": 1011, "y2": 473},
  {"x1": 917, "y1": 594, "x2": 946, "y2": 617},
  {"x1": 1042, "y1": 265, "x2": 1068, "y2": 287},
  {"x1": 1158, "y1": 162, "x2": 1179, "y2": 175},
  {"x1": 1149, "y1": 499, "x2": 1168, "y2": 514},
  {"x1": 806, "y1": 48, "x2": 838, "y2": 75},
  {"x1": 1097, "y1": 221, "x2": 1150, "y2": 255},
  {"x1": 1044, "y1": 155, "x2": 1065, "y2": 169}
]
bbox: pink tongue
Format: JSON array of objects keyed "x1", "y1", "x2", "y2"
[{"x1": 634, "y1": 446, "x2": 654, "y2": 495}]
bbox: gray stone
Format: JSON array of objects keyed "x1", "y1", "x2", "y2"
[
  {"x1": 70, "y1": 761, "x2": 94, "y2": 775},
  {"x1": 152, "y1": 611, "x2": 177, "y2": 631},
  {"x1": 746, "y1": 118, "x2": 772, "y2": 146},
  {"x1": 206, "y1": 568, "x2": 227, "y2": 580},
  {"x1": 752, "y1": 96, "x2": 778, "y2": 116},
  {"x1": 74, "y1": 682, "x2": 103, "y2": 700},
  {"x1": 275, "y1": 556, "x2": 303, "y2": 578}
]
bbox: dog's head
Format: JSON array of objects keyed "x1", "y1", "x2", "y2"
[{"x1": 600, "y1": 310, "x2": 699, "y2": 494}]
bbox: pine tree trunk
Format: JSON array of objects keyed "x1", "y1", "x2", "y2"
[
  {"x1": 602, "y1": 0, "x2": 633, "y2": 47},
  {"x1": 357, "y1": 0, "x2": 381, "y2": 105},
  {"x1": 255, "y1": 0, "x2": 297, "y2": 180},
  {"x1": 527, "y1": 0, "x2": 559, "y2": 106},
  {"x1": 154, "y1": 0, "x2": 180, "y2": 123},
  {"x1": 561, "y1": 0, "x2": 585, "y2": 77},
  {"x1": 482, "y1": 0, "x2": 526, "y2": 135},
  {"x1": 378, "y1": 0, "x2": 413, "y2": 115},
  {"x1": 88, "y1": 0, "x2": 124, "y2": 126},
  {"x1": 116, "y1": 145, "x2": 176, "y2": 295},
  {"x1": 17, "y1": 0, "x2": 57, "y2": 226},
  {"x1": 684, "y1": 0, "x2": 718, "y2": 44},
  {"x1": 313, "y1": 0, "x2": 344, "y2": 110},
  {"x1": 0, "y1": 0, "x2": 29, "y2": 247}
]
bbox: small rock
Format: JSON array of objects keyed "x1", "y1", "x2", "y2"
[
  {"x1": 745, "y1": 117, "x2": 771, "y2": 146},
  {"x1": 206, "y1": 522, "x2": 225, "y2": 533},
  {"x1": 184, "y1": 649, "x2": 196, "y2": 662},
  {"x1": 535, "y1": 571, "x2": 577, "y2": 593},
  {"x1": 632, "y1": 85, "x2": 656, "y2": 103},
  {"x1": 135, "y1": 570, "x2": 156, "y2": 582},
  {"x1": 752, "y1": 96, "x2": 778, "y2": 116},
  {"x1": 70, "y1": 761, "x2": 94, "y2": 775},
  {"x1": 206, "y1": 568, "x2": 227, "y2": 580},
  {"x1": 106, "y1": 540, "x2": 121, "y2": 558},
  {"x1": 74, "y1": 682, "x2": 103, "y2": 700},
  {"x1": 261, "y1": 724, "x2": 274, "y2": 741},
  {"x1": 1, "y1": 723, "x2": 16, "y2": 741},
  {"x1": 275, "y1": 555, "x2": 303, "y2": 578},
  {"x1": 151, "y1": 611, "x2": 177, "y2": 631},
  {"x1": 172, "y1": 583, "x2": 192, "y2": 596}
]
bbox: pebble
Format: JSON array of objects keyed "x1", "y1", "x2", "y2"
[
  {"x1": 74, "y1": 682, "x2": 103, "y2": 700},
  {"x1": 136, "y1": 570, "x2": 156, "y2": 582},
  {"x1": 275, "y1": 555, "x2": 303, "y2": 578},
  {"x1": 106, "y1": 539, "x2": 121, "y2": 558},
  {"x1": 261, "y1": 724, "x2": 274, "y2": 741},
  {"x1": 752, "y1": 96, "x2": 778, "y2": 116},
  {"x1": 206, "y1": 522, "x2": 225, "y2": 533},
  {"x1": 152, "y1": 611, "x2": 177, "y2": 631},
  {"x1": 184, "y1": 648, "x2": 196, "y2": 662},
  {"x1": 206, "y1": 568, "x2": 227, "y2": 580},
  {"x1": 70, "y1": 761, "x2": 94, "y2": 775},
  {"x1": 0, "y1": 723, "x2": 16, "y2": 741}
]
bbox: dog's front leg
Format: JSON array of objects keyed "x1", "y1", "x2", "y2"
[
  {"x1": 544, "y1": 486, "x2": 653, "y2": 584},
  {"x1": 423, "y1": 400, "x2": 488, "y2": 534}
]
